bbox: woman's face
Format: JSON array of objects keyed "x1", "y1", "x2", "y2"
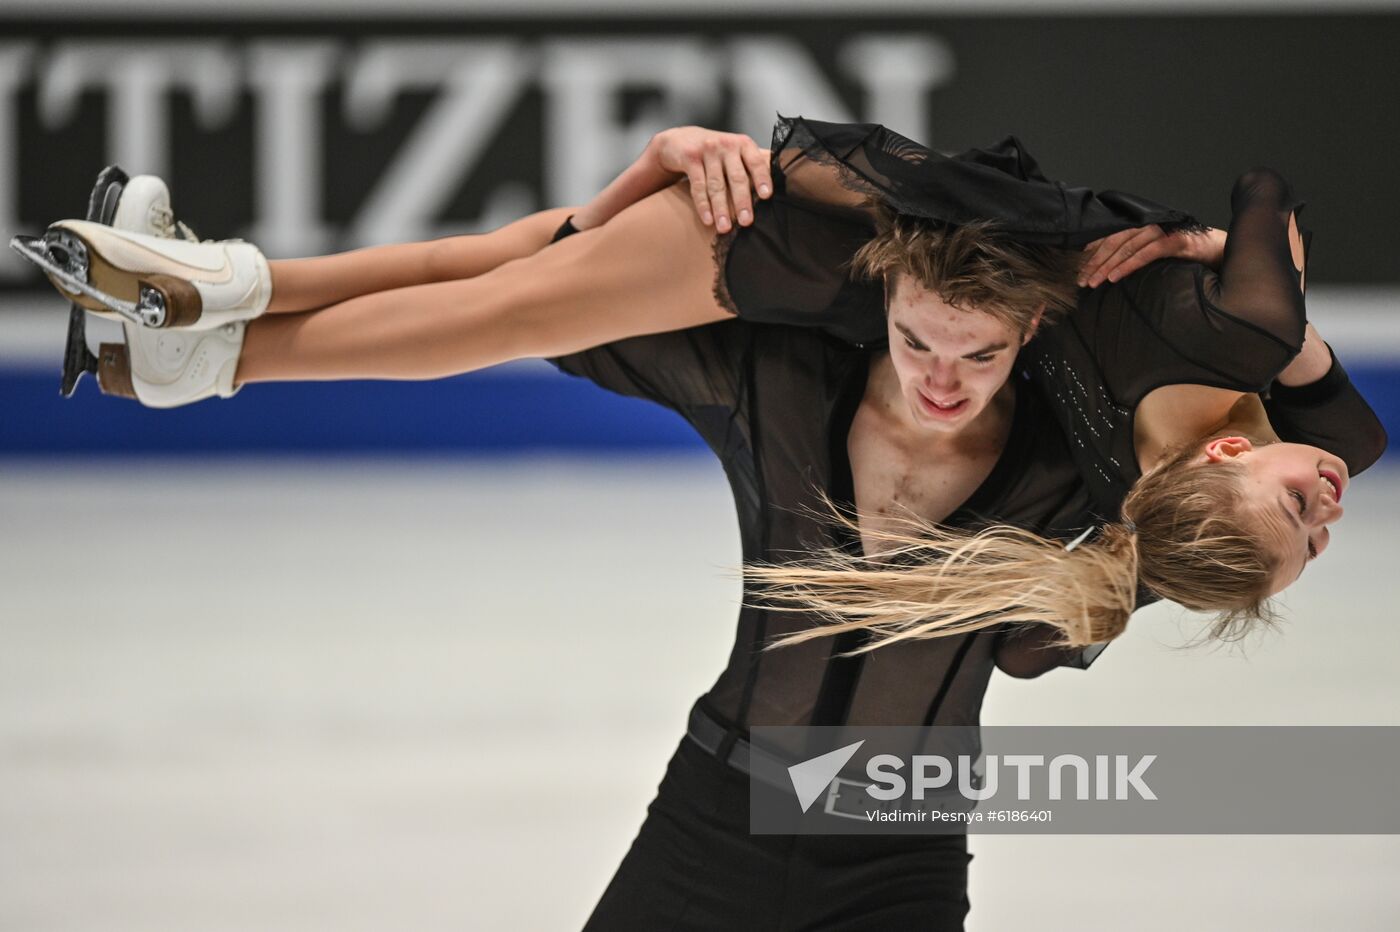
[
  {"x1": 1202, "y1": 437, "x2": 1349, "y2": 594},
  {"x1": 885, "y1": 277, "x2": 1036, "y2": 433}
]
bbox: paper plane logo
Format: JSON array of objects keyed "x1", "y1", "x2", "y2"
[{"x1": 787, "y1": 740, "x2": 866, "y2": 812}]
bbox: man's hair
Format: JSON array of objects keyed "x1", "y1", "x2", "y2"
[{"x1": 851, "y1": 212, "x2": 1082, "y2": 333}]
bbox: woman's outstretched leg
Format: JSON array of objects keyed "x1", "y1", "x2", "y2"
[
  {"x1": 236, "y1": 184, "x2": 730, "y2": 384},
  {"x1": 264, "y1": 207, "x2": 576, "y2": 314},
  {"x1": 264, "y1": 124, "x2": 775, "y2": 315}
]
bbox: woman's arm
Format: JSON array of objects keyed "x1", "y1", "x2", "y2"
[
  {"x1": 1265, "y1": 337, "x2": 1389, "y2": 474},
  {"x1": 1079, "y1": 219, "x2": 1387, "y2": 474}
]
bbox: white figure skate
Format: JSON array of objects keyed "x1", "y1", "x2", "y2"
[
  {"x1": 112, "y1": 174, "x2": 201, "y2": 244},
  {"x1": 92, "y1": 319, "x2": 246, "y2": 408},
  {"x1": 71, "y1": 172, "x2": 250, "y2": 407},
  {"x1": 11, "y1": 218, "x2": 271, "y2": 330}
]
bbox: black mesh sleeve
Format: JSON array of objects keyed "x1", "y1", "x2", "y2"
[
  {"x1": 1265, "y1": 344, "x2": 1389, "y2": 475},
  {"x1": 1198, "y1": 169, "x2": 1309, "y2": 363},
  {"x1": 547, "y1": 321, "x2": 758, "y2": 465},
  {"x1": 1089, "y1": 168, "x2": 1309, "y2": 397},
  {"x1": 549, "y1": 323, "x2": 747, "y2": 413},
  {"x1": 993, "y1": 624, "x2": 1109, "y2": 677}
]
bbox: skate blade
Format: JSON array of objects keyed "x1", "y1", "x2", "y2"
[
  {"x1": 9, "y1": 232, "x2": 169, "y2": 328},
  {"x1": 88, "y1": 165, "x2": 128, "y2": 226},
  {"x1": 61, "y1": 165, "x2": 128, "y2": 397},
  {"x1": 60, "y1": 302, "x2": 99, "y2": 398}
]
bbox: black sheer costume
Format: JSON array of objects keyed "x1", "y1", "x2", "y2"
[
  {"x1": 548, "y1": 243, "x2": 1080, "y2": 932},
  {"x1": 1022, "y1": 169, "x2": 1387, "y2": 517},
  {"x1": 548, "y1": 119, "x2": 1387, "y2": 724},
  {"x1": 724, "y1": 117, "x2": 1386, "y2": 522},
  {"x1": 544, "y1": 122, "x2": 1386, "y2": 930},
  {"x1": 551, "y1": 321, "x2": 1092, "y2": 731}
]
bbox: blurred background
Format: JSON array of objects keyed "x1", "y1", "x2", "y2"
[{"x1": 2, "y1": 1, "x2": 1399, "y2": 929}]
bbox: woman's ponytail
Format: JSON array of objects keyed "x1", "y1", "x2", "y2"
[
  {"x1": 751, "y1": 434, "x2": 1283, "y2": 656},
  {"x1": 751, "y1": 514, "x2": 1140, "y2": 655}
]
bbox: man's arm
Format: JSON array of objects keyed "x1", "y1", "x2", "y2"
[
  {"x1": 994, "y1": 623, "x2": 1098, "y2": 678},
  {"x1": 572, "y1": 127, "x2": 771, "y2": 234}
]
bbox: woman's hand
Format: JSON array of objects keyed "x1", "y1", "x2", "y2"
[
  {"x1": 1079, "y1": 225, "x2": 1228, "y2": 288},
  {"x1": 649, "y1": 127, "x2": 773, "y2": 233}
]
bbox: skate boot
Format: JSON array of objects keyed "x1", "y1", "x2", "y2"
[
  {"x1": 11, "y1": 218, "x2": 271, "y2": 330},
  {"x1": 87, "y1": 174, "x2": 249, "y2": 407},
  {"x1": 112, "y1": 174, "x2": 201, "y2": 245},
  {"x1": 53, "y1": 168, "x2": 205, "y2": 395},
  {"x1": 93, "y1": 320, "x2": 246, "y2": 408}
]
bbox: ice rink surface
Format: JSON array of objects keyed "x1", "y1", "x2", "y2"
[{"x1": 2, "y1": 457, "x2": 1399, "y2": 931}]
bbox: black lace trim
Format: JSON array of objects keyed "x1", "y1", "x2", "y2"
[
  {"x1": 711, "y1": 228, "x2": 741, "y2": 317},
  {"x1": 772, "y1": 115, "x2": 892, "y2": 209}
]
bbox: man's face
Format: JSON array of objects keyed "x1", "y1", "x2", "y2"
[{"x1": 885, "y1": 276, "x2": 1034, "y2": 433}]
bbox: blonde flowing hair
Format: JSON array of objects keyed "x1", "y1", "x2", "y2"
[{"x1": 750, "y1": 437, "x2": 1283, "y2": 656}]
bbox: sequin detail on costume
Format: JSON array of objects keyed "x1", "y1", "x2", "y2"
[{"x1": 1026, "y1": 350, "x2": 1132, "y2": 503}]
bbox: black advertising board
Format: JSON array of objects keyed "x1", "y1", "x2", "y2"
[{"x1": 2, "y1": 11, "x2": 1397, "y2": 286}]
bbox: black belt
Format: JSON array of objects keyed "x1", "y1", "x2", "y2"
[
  {"x1": 685, "y1": 700, "x2": 773, "y2": 780},
  {"x1": 684, "y1": 700, "x2": 878, "y2": 819},
  {"x1": 684, "y1": 700, "x2": 979, "y2": 822}
]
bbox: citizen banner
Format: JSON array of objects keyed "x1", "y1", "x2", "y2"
[{"x1": 3, "y1": 12, "x2": 1398, "y2": 286}]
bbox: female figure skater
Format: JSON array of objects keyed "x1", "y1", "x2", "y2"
[{"x1": 14, "y1": 120, "x2": 1385, "y2": 929}]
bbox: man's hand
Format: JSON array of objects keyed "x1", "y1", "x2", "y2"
[
  {"x1": 570, "y1": 126, "x2": 773, "y2": 235},
  {"x1": 649, "y1": 127, "x2": 772, "y2": 233},
  {"x1": 1079, "y1": 225, "x2": 1228, "y2": 288}
]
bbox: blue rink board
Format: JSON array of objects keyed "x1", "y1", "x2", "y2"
[{"x1": 2, "y1": 365, "x2": 1398, "y2": 458}]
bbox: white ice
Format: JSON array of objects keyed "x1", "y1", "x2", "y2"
[{"x1": 1, "y1": 458, "x2": 1397, "y2": 931}]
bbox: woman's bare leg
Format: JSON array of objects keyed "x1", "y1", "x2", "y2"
[
  {"x1": 264, "y1": 207, "x2": 576, "y2": 314},
  {"x1": 236, "y1": 186, "x2": 729, "y2": 383}
]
